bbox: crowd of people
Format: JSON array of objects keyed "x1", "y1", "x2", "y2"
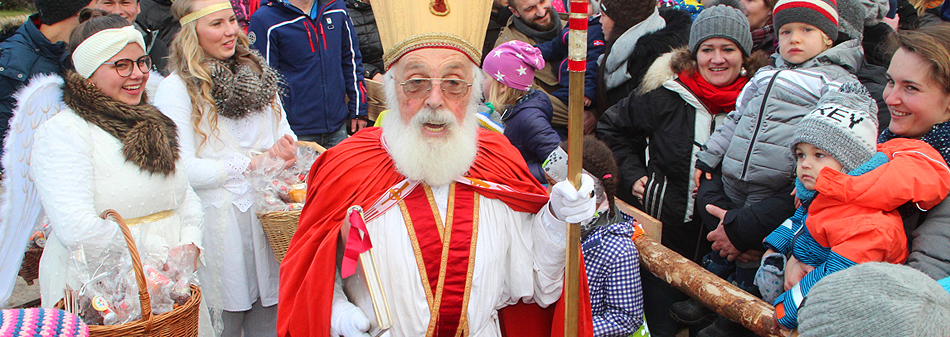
[{"x1": 1, "y1": 0, "x2": 950, "y2": 336}]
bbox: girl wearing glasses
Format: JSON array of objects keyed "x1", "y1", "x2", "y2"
[
  {"x1": 28, "y1": 10, "x2": 208, "y2": 333},
  {"x1": 153, "y1": 0, "x2": 295, "y2": 335}
]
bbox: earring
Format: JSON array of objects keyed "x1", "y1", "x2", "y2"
[{"x1": 740, "y1": 67, "x2": 747, "y2": 77}]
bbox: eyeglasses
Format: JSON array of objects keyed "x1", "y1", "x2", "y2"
[
  {"x1": 398, "y1": 78, "x2": 472, "y2": 100},
  {"x1": 102, "y1": 55, "x2": 152, "y2": 77}
]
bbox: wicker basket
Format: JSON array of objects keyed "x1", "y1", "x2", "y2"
[
  {"x1": 18, "y1": 246, "x2": 43, "y2": 285},
  {"x1": 257, "y1": 141, "x2": 326, "y2": 264},
  {"x1": 58, "y1": 210, "x2": 202, "y2": 337},
  {"x1": 258, "y1": 211, "x2": 301, "y2": 263}
]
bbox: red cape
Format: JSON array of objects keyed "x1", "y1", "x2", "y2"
[{"x1": 277, "y1": 127, "x2": 592, "y2": 336}]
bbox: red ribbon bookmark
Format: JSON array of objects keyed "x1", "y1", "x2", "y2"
[{"x1": 341, "y1": 206, "x2": 373, "y2": 278}]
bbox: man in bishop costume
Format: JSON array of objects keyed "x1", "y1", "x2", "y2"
[{"x1": 276, "y1": 0, "x2": 597, "y2": 336}]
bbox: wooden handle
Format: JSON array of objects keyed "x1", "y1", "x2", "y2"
[
  {"x1": 100, "y1": 209, "x2": 154, "y2": 331},
  {"x1": 296, "y1": 141, "x2": 327, "y2": 154}
]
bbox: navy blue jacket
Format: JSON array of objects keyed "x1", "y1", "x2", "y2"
[
  {"x1": 0, "y1": 15, "x2": 69, "y2": 142},
  {"x1": 501, "y1": 90, "x2": 560, "y2": 183},
  {"x1": 534, "y1": 15, "x2": 605, "y2": 105},
  {"x1": 249, "y1": 0, "x2": 367, "y2": 136}
]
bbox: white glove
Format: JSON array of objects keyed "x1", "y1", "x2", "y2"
[
  {"x1": 548, "y1": 175, "x2": 597, "y2": 223},
  {"x1": 330, "y1": 305, "x2": 371, "y2": 337}
]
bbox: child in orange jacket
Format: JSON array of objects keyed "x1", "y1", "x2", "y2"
[{"x1": 758, "y1": 83, "x2": 950, "y2": 329}]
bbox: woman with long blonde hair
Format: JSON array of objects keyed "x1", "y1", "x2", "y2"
[{"x1": 153, "y1": 0, "x2": 295, "y2": 335}]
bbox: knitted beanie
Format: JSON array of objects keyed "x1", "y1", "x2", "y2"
[
  {"x1": 600, "y1": 0, "x2": 656, "y2": 35},
  {"x1": 791, "y1": 82, "x2": 878, "y2": 172},
  {"x1": 799, "y1": 262, "x2": 950, "y2": 337},
  {"x1": 0, "y1": 308, "x2": 89, "y2": 336},
  {"x1": 34, "y1": 0, "x2": 90, "y2": 25},
  {"x1": 772, "y1": 0, "x2": 839, "y2": 42},
  {"x1": 484, "y1": 40, "x2": 545, "y2": 91},
  {"x1": 689, "y1": 5, "x2": 753, "y2": 56},
  {"x1": 835, "y1": 0, "x2": 867, "y2": 39}
]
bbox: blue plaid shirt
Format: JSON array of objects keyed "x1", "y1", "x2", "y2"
[{"x1": 582, "y1": 216, "x2": 645, "y2": 336}]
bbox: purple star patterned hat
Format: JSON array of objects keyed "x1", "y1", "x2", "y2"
[{"x1": 483, "y1": 40, "x2": 545, "y2": 91}]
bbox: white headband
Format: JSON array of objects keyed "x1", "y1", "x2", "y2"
[{"x1": 72, "y1": 26, "x2": 148, "y2": 79}]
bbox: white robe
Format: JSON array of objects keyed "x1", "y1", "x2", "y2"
[
  {"x1": 30, "y1": 108, "x2": 212, "y2": 335},
  {"x1": 154, "y1": 73, "x2": 295, "y2": 312},
  {"x1": 337, "y1": 184, "x2": 566, "y2": 336}
]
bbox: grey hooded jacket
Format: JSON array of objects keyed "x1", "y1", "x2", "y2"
[{"x1": 696, "y1": 40, "x2": 863, "y2": 191}]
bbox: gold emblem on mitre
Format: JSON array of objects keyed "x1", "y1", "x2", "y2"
[{"x1": 374, "y1": 0, "x2": 491, "y2": 69}]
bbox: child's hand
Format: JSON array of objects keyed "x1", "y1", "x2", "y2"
[
  {"x1": 783, "y1": 256, "x2": 815, "y2": 291},
  {"x1": 770, "y1": 310, "x2": 792, "y2": 336}
]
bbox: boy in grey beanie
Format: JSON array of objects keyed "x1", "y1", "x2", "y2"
[
  {"x1": 798, "y1": 262, "x2": 950, "y2": 336},
  {"x1": 759, "y1": 82, "x2": 950, "y2": 330}
]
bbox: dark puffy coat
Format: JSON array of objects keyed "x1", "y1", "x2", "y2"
[
  {"x1": 0, "y1": 15, "x2": 68, "y2": 142},
  {"x1": 136, "y1": 0, "x2": 180, "y2": 50},
  {"x1": 133, "y1": 21, "x2": 170, "y2": 75},
  {"x1": 345, "y1": 0, "x2": 384, "y2": 79},
  {"x1": 535, "y1": 15, "x2": 605, "y2": 105},
  {"x1": 595, "y1": 8, "x2": 691, "y2": 113},
  {"x1": 855, "y1": 59, "x2": 890, "y2": 134},
  {"x1": 598, "y1": 78, "x2": 721, "y2": 260},
  {"x1": 502, "y1": 90, "x2": 561, "y2": 183}
]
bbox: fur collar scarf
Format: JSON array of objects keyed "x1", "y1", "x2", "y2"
[
  {"x1": 602, "y1": 8, "x2": 666, "y2": 90},
  {"x1": 207, "y1": 46, "x2": 281, "y2": 119},
  {"x1": 62, "y1": 71, "x2": 179, "y2": 175}
]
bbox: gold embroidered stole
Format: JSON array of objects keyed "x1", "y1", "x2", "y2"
[{"x1": 399, "y1": 182, "x2": 479, "y2": 337}]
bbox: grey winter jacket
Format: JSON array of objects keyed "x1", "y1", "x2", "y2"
[
  {"x1": 696, "y1": 40, "x2": 863, "y2": 191},
  {"x1": 906, "y1": 196, "x2": 950, "y2": 280}
]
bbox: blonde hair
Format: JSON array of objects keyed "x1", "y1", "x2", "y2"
[
  {"x1": 486, "y1": 78, "x2": 528, "y2": 115},
  {"x1": 169, "y1": 0, "x2": 277, "y2": 151}
]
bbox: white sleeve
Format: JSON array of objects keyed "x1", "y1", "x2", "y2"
[
  {"x1": 505, "y1": 205, "x2": 567, "y2": 308},
  {"x1": 29, "y1": 115, "x2": 119, "y2": 252},
  {"x1": 532, "y1": 206, "x2": 567, "y2": 302},
  {"x1": 154, "y1": 75, "x2": 250, "y2": 191},
  {"x1": 177, "y1": 185, "x2": 204, "y2": 250}
]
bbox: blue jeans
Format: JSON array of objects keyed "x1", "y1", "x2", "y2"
[{"x1": 297, "y1": 125, "x2": 347, "y2": 149}]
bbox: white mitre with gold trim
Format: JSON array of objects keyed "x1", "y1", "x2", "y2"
[{"x1": 374, "y1": 0, "x2": 492, "y2": 69}]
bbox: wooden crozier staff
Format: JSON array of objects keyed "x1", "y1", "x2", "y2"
[
  {"x1": 617, "y1": 203, "x2": 800, "y2": 337},
  {"x1": 563, "y1": 1, "x2": 589, "y2": 335}
]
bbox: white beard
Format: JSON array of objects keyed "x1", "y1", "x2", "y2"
[{"x1": 381, "y1": 74, "x2": 482, "y2": 187}]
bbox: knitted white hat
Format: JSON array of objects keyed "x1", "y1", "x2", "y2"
[{"x1": 72, "y1": 26, "x2": 147, "y2": 79}]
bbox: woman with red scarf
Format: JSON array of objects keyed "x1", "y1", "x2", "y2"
[{"x1": 596, "y1": 6, "x2": 765, "y2": 336}]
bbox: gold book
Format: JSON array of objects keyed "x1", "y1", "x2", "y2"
[{"x1": 342, "y1": 206, "x2": 393, "y2": 336}]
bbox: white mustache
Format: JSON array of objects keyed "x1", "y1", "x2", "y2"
[{"x1": 410, "y1": 107, "x2": 457, "y2": 128}]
